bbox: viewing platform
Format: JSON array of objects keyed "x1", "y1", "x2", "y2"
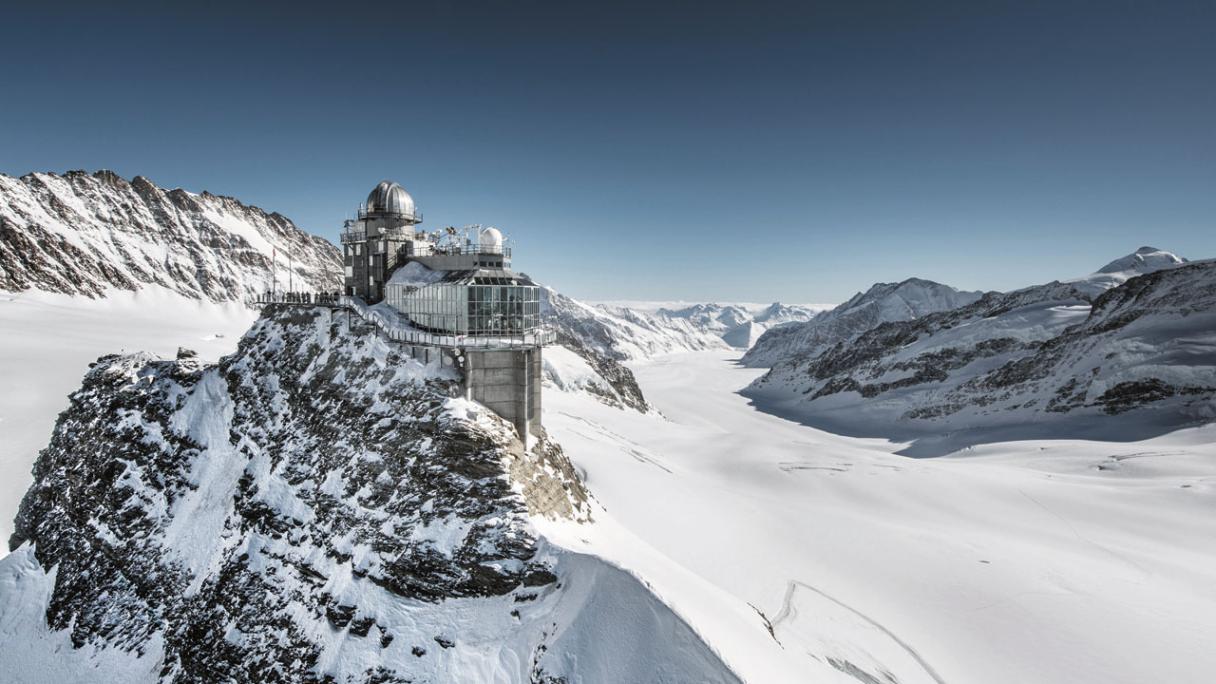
[{"x1": 248, "y1": 294, "x2": 555, "y2": 350}]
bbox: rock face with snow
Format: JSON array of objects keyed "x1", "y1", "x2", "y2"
[
  {"x1": 0, "y1": 306, "x2": 737, "y2": 683},
  {"x1": 745, "y1": 249, "x2": 1211, "y2": 442},
  {"x1": 541, "y1": 289, "x2": 731, "y2": 412},
  {"x1": 0, "y1": 170, "x2": 341, "y2": 301},
  {"x1": 742, "y1": 278, "x2": 985, "y2": 368}
]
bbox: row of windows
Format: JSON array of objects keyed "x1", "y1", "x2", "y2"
[{"x1": 385, "y1": 283, "x2": 541, "y2": 336}]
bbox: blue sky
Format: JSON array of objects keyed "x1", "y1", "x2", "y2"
[{"x1": 2, "y1": 1, "x2": 1213, "y2": 304}]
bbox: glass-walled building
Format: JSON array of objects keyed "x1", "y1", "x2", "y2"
[{"x1": 385, "y1": 269, "x2": 542, "y2": 337}]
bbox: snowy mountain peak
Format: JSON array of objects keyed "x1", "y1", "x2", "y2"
[
  {"x1": 753, "y1": 301, "x2": 816, "y2": 324},
  {"x1": 0, "y1": 170, "x2": 340, "y2": 302},
  {"x1": 743, "y1": 277, "x2": 984, "y2": 367},
  {"x1": 1069, "y1": 246, "x2": 1189, "y2": 297},
  {"x1": 1095, "y1": 246, "x2": 1186, "y2": 276}
]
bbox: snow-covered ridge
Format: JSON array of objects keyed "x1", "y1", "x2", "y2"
[
  {"x1": 0, "y1": 170, "x2": 341, "y2": 301},
  {"x1": 0, "y1": 305, "x2": 738, "y2": 682},
  {"x1": 744, "y1": 248, "x2": 1211, "y2": 448},
  {"x1": 742, "y1": 277, "x2": 985, "y2": 368},
  {"x1": 654, "y1": 301, "x2": 821, "y2": 349}
]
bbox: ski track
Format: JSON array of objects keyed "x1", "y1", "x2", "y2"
[{"x1": 770, "y1": 579, "x2": 948, "y2": 684}]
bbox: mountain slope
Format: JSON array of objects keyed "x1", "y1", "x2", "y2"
[
  {"x1": 540, "y1": 289, "x2": 732, "y2": 412},
  {"x1": 0, "y1": 170, "x2": 341, "y2": 301},
  {"x1": 744, "y1": 249, "x2": 1208, "y2": 448},
  {"x1": 0, "y1": 306, "x2": 739, "y2": 683},
  {"x1": 742, "y1": 278, "x2": 985, "y2": 367}
]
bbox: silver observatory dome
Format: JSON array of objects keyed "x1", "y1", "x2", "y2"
[{"x1": 365, "y1": 180, "x2": 420, "y2": 221}]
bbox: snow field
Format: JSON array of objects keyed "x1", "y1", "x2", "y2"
[{"x1": 542, "y1": 350, "x2": 1216, "y2": 684}]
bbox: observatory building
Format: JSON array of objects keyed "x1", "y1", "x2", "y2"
[{"x1": 341, "y1": 181, "x2": 550, "y2": 439}]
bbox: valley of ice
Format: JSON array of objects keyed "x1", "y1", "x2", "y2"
[{"x1": 543, "y1": 350, "x2": 1216, "y2": 683}]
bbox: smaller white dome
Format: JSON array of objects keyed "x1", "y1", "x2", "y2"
[{"x1": 479, "y1": 227, "x2": 504, "y2": 251}]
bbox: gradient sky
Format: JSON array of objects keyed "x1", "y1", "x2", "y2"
[{"x1": 1, "y1": 1, "x2": 1213, "y2": 304}]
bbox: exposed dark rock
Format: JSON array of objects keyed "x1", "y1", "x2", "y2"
[{"x1": 8, "y1": 305, "x2": 591, "y2": 681}]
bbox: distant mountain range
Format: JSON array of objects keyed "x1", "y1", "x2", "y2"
[
  {"x1": 743, "y1": 247, "x2": 1213, "y2": 449},
  {"x1": 742, "y1": 278, "x2": 985, "y2": 367},
  {"x1": 540, "y1": 293, "x2": 820, "y2": 411}
]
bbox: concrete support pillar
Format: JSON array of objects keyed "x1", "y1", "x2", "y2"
[{"x1": 463, "y1": 347, "x2": 543, "y2": 441}]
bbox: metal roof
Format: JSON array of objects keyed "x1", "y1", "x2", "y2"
[{"x1": 365, "y1": 180, "x2": 418, "y2": 218}]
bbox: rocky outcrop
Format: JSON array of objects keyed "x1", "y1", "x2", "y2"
[
  {"x1": 4, "y1": 306, "x2": 676, "y2": 682},
  {"x1": 541, "y1": 289, "x2": 677, "y2": 412},
  {"x1": 0, "y1": 170, "x2": 340, "y2": 301}
]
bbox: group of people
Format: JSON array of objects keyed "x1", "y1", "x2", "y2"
[{"x1": 260, "y1": 291, "x2": 344, "y2": 305}]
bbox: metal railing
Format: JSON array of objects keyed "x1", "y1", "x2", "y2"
[
  {"x1": 340, "y1": 227, "x2": 416, "y2": 244},
  {"x1": 246, "y1": 294, "x2": 555, "y2": 349},
  {"x1": 249, "y1": 292, "x2": 344, "y2": 306},
  {"x1": 429, "y1": 243, "x2": 512, "y2": 258},
  {"x1": 357, "y1": 206, "x2": 423, "y2": 223}
]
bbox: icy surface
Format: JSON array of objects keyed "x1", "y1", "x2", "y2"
[{"x1": 544, "y1": 350, "x2": 1216, "y2": 684}]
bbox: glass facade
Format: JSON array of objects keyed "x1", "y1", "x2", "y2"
[{"x1": 385, "y1": 282, "x2": 542, "y2": 336}]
